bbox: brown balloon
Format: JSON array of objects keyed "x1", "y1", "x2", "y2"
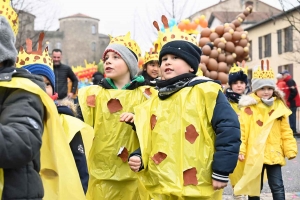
[
  {"x1": 201, "y1": 55, "x2": 209, "y2": 65},
  {"x1": 215, "y1": 25, "x2": 224, "y2": 36},
  {"x1": 224, "y1": 26, "x2": 232, "y2": 33},
  {"x1": 207, "y1": 58, "x2": 218, "y2": 71},
  {"x1": 210, "y1": 71, "x2": 218, "y2": 80},
  {"x1": 214, "y1": 38, "x2": 221, "y2": 47},
  {"x1": 232, "y1": 31, "x2": 242, "y2": 41},
  {"x1": 199, "y1": 63, "x2": 207, "y2": 73},
  {"x1": 218, "y1": 53, "x2": 226, "y2": 62},
  {"x1": 202, "y1": 45, "x2": 212, "y2": 56},
  {"x1": 218, "y1": 62, "x2": 228, "y2": 73},
  {"x1": 218, "y1": 42, "x2": 225, "y2": 50},
  {"x1": 210, "y1": 49, "x2": 219, "y2": 59},
  {"x1": 218, "y1": 72, "x2": 228, "y2": 84},
  {"x1": 235, "y1": 26, "x2": 244, "y2": 32},
  {"x1": 228, "y1": 23, "x2": 236, "y2": 30},
  {"x1": 223, "y1": 32, "x2": 232, "y2": 41},
  {"x1": 209, "y1": 32, "x2": 219, "y2": 42},
  {"x1": 201, "y1": 28, "x2": 212, "y2": 37},
  {"x1": 204, "y1": 70, "x2": 210, "y2": 78},
  {"x1": 235, "y1": 46, "x2": 244, "y2": 56},
  {"x1": 238, "y1": 38, "x2": 248, "y2": 47},
  {"x1": 225, "y1": 42, "x2": 235, "y2": 53},
  {"x1": 232, "y1": 19, "x2": 241, "y2": 28},
  {"x1": 236, "y1": 13, "x2": 246, "y2": 20},
  {"x1": 199, "y1": 37, "x2": 211, "y2": 47},
  {"x1": 226, "y1": 54, "x2": 234, "y2": 64}
]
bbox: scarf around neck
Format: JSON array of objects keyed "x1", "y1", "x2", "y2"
[{"x1": 156, "y1": 73, "x2": 197, "y2": 100}]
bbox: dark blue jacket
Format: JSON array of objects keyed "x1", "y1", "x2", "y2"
[{"x1": 57, "y1": 106, "x2": 89, "y2": 194}]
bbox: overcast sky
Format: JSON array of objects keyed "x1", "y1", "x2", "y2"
[{"x1": 16, "y1": 0, "x2": 300, "y2": 52}]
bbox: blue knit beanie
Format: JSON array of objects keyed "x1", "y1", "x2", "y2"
[{"x1": 23, "y1": 63, "x2": 55, "y2": 93}]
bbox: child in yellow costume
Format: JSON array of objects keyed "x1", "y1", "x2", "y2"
[
  {"x1": 19, "y1": 36, "x2": 93, "y2": 194},
  {"x1": 234, "y1": 60, "x2": 298, "y2": 199},
  {"x1": 128, "y1": 16, "x2": 241, "y2": 200},
  {"x1": 78, "y1": 32, "x2": 155, "y2": 200},
  {"x1": 224, "y1": 62, "x2": 250, "y2": 200},
  {"x1": 224, "y1": 62, "x2": 250, "y2": 114},
  {"x1": 139, "y1": 44, "x2": 160, "y2": 86}
]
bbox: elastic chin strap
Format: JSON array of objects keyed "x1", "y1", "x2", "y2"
[{"x1": 50, "y1": 93, "x2": 58, "y2": 100}]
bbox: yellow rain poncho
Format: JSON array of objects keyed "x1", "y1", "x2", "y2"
[
  {"x1": 234, "y1": 94, "x2": 298, "y2": 196},
  {"x1": 0, "y1": 77, "x2": 86, "y2": 200},
  {"x1": 78, "y1": 85, "x2": 156, "y2": 200},
  {"x1": 59, "y1": 114, "x2": 94, "y2": 159},
  {"x1": 134, "y1": 81, "x2": 224, "y2": 200}
]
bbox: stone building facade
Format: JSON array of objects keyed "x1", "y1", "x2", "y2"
[{"x1": 16, "y1": 12, "x2": 110, "y2": 67}]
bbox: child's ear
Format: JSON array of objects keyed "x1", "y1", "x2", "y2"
[{"x1": 189, "y1": 68, "x2": 194, "y2": 73}]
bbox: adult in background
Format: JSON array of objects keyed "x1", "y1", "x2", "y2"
[
  {"x1": 282, "y1": 70, "x2": 300, "y2": 137},
  {"x1": 52, "y1": 49, "x2": 78, "y2": 99},
  {"x1": 276, "y1": 73, "x2": 288, "y2": 102}
]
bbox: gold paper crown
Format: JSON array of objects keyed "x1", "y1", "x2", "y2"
[
  {"x1": 0, "y1": 0, "x2": 19, "y2": 35},
  {"x1": 144, "y1": 43, "x2": 159, "y2": 64},
  {"x1": 16, "y1": 32, "x2": 53, "y2": 69},
  {"x1": 229, "y1": 61, "x2": 248, "y2": 75},
  {"x1": 253, "y1": 60, "x2": 275, "y2": 79},
  {"x1": 153, "y1": 15, "x2": 198, "y2": 47},
  {"x1": 109, "y1": 32, "x2": 141, "y2": 58}
]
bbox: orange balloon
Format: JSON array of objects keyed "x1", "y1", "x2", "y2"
[
  {"x1": 190, "y1": 22, "x2": 198, "y2": 30},
  {"x1": 178, "y1": 22, "x2": 186, "y2": 31},
  {"x1": 199, "y1": 19, "x2": 208, "y2": 28}
]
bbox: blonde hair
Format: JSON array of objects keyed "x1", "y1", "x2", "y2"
[{"x1": 57, "y1": 98, "x2": 77, "y2": 116}]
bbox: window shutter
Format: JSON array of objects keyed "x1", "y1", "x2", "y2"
[
  {"x1": 278, "y1": 66, "x2": 282, "y2": 73},
  {"x1": 259, "y1": 37, "x2": 262, "y2": 59},
  {"x1": 267, "y1": 34, "x2": 272, "y2": 57},
  {"x1": 288, "y1": 26, "x2": 293, "y2": 52},
  {"x1": 277, "y1": 29, "x2": 282, "y2": 54},
  {"x1": 288, "y1": 64, "x2": 293, "y2": 77}
]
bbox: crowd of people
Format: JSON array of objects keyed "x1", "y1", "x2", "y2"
[{"x1": 0, "y1": 2, "x2": 300, "y2": 200}]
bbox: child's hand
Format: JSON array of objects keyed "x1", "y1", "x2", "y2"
[
  {"x1": 120, "y1": 112, "x2": 134, "y2": 123},
  {"x1": 238, "y1": 154, "x2": 245, "y2": 161},
  {"x1": 212, "y1": 179, "x2": 227, "y2": 190},
  {"x1": 128, "y1": 156, "x2": 141, "y2": 172}
]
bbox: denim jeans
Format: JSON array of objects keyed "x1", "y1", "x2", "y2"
[
  {"x1": 289, "y1": 107, "x2": 297, "y2": 133},
  {"x1": 248, "y1": 164, "x2": 285, "y2": 200}
]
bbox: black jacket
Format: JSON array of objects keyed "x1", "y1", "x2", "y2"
[
  {"x1": 0, "y1": 66, "x2": 44, "y2": 199},
  {"x1": 56, "y1": 106, "x2": 89, "y2": 194},
  {"x1": 130, "y1": 78, "x2": 241, "y2": 183},
  {"x1": 53, "y1": 63, "x2": 78, "y2": 99}
]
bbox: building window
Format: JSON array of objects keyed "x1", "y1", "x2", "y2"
[
  {"x1": 91, "y1": 42, "x2": 96, "y2": 51},
  {"x1": 259, "y1": 33, "x2": 271, "y2": 58},
  {"x1": 92, "y1": 25, "x2": 96, "y2": 34},
  {"x1": 56, "y1": 42, "x2": 61, "y2": 49},
  {"x1": 284, "y1": 26, "x2": 293, "y2": 52},
  {"x1": 277, "y1": 29, "x2": 282, "y2": 54},
  {"x1": 278, "y1": 64, "x2": 293, "y2": 77}
]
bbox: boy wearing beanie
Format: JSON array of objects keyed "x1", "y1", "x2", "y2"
[
  {"x1": 0, "y1": 15, "x2": 45, "y2": 199},
  {"x1": 77, "y1": 32, "x2": 155, "y2": 200},
  {"x1": 225, "y1": 62, "x2": 250, "y2": 114},
  {"x1": 128, "y1": 18, "x2": 240, "y2": 200}
]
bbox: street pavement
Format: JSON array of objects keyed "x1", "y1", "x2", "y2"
[{"x1": 222, "y1": 138, "x2": 300, "y2": 199}]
